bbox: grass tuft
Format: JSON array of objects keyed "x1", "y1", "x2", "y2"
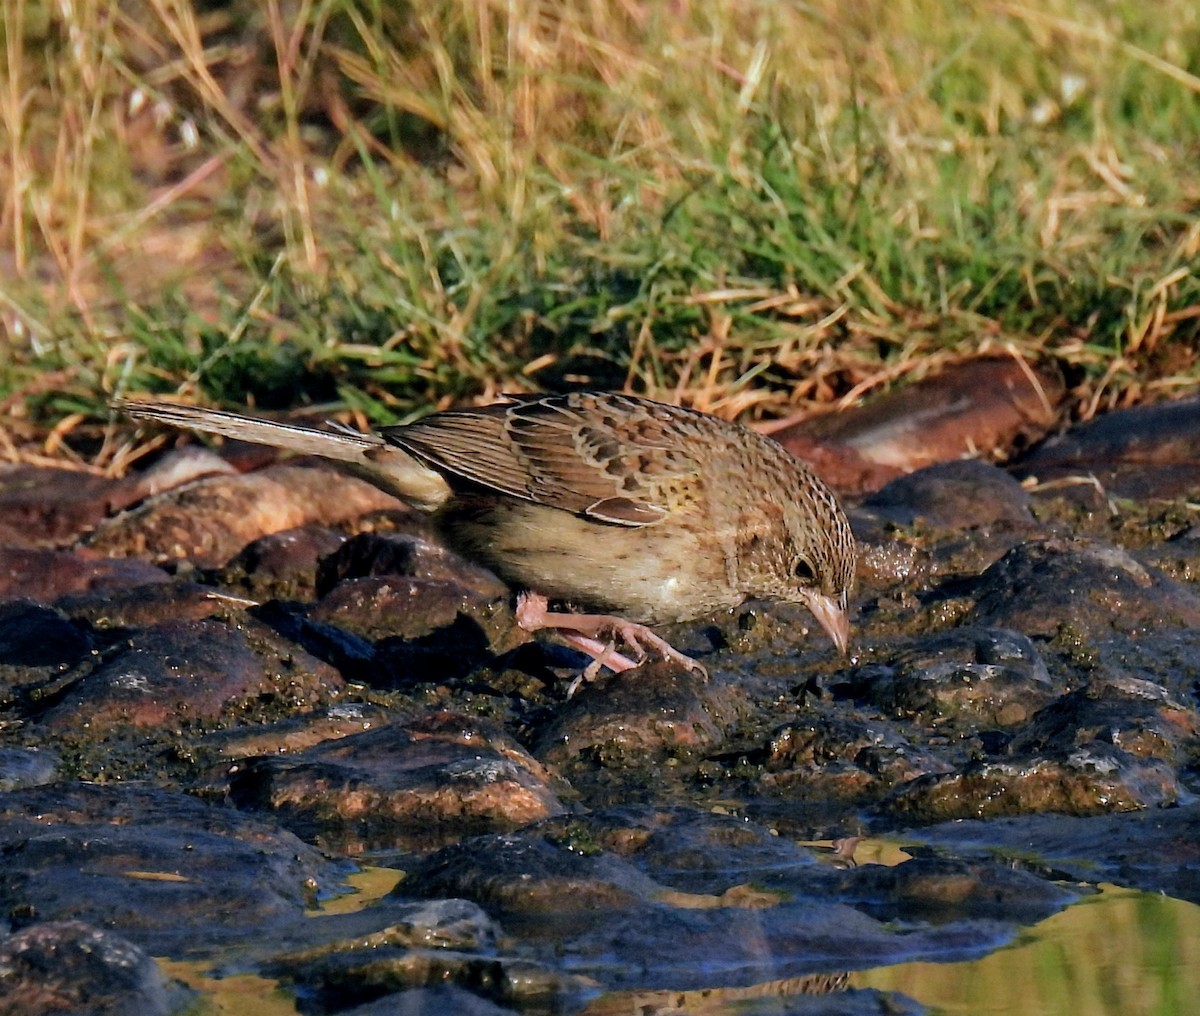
[{"x1": 1, "y1": 0, "x2": 1198, "y2": 464}]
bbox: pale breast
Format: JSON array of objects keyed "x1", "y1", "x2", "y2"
[{"x1": 435, "y1": 493, "x2": 744, "y2": 623}]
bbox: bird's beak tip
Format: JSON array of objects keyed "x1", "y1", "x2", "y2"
[{"x1": 806, "y1": 592, "x2": 850, "y2": 655}]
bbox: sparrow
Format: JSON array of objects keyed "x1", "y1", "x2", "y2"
[{"x1": 113, "y1": 392, "x2": 856, "y2": 673}]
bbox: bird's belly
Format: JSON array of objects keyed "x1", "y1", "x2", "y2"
[{"x1": 437, "y1": 495, "x2": 740, "y2": 624}]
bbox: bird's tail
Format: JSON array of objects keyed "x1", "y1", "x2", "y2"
[{"x1": 112, "y1": 398, "x2": 450, "y2": 510}]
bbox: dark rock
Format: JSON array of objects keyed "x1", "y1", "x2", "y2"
[
  {"x1": 535, "y1": 660, "x2": 726, "y2": 765},
  {"x1": 54, "y1": 581, "x2": 252, "y2": 630},
  {"x1": 398, "y1": 832, "x2": 659, "y2": 922},
  {"x1": 904, "y1": 801, "x2": 1200, "y2": 903},
  {"x1": 0, "y1": 921, "x2": 197, "y2": 1016},
  {"x1": 0, "y1": 784, "x2": 344, "y2": 957},
  {"x1": 1009, "y1": 676, "x2": 1199, "y2": 766},
  {"x1": 195, "y1": 701, "x2": 400, "y2": 760},
  {"x1": 267, "y1": 946, "x2": 579, "y2": 1015},
  {"x1": 762, "y1": 712, "x2": 954, "y2": 802},
  {"x1": 884, "y1": 742, "x2": 1181, "y2": 821},
  {"x1": 316, "y1": 531, "x2": 504, "y2": 599},
  {"x1": 310, "y1": 575, "x2": 507, "y2": 644},
  {"x1": 836, "y1": 855, "x2": 1078, "y2": 923},
  {"x1": 837, "y1": 627, "x2": 1058, "y2": 730},
  {"x1": 0, "y1": 747, "x2": 60, "y2": 790},
  {"x1": 0, "y1": 600, "x2": 93, "y2": 668},
  {"x1": 329, "y1": 986, "x2": 521, "y2": 1015},
  {"x1": 36, "y1": 617, "x2": 344, "y2": 732},
  {"x1": 218, "y1": 524, "x2": 348, "y2": 599},
  {"x1": 862, "y1": 459, "x2": 1033, "y2": 529},
  {"x1": 540, "y1": 807, "x2": 831, "y2": 898},
  {"x1": 1016, "y1": 396, "x2": 1200, "y2": 500},
  {"x1": 965, "y1": 538, "x2": 1200, "y2": 640}
]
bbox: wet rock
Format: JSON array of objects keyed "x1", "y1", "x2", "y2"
[
  {"x1": 774, "y1": 356, "x2": 1064, "y2": 494},
  {"x1": 535, "y1": 661, "x2": 726, "y2": 766},
  {"x1": 268, "y1": 946, "x2": 580, "y2": 1015},
  {"x1": 884, "y1": 743, "x2": 1181, "y2": 822},
  {"x1": 862, "y1": 460, "x2": 1034, "y2": 529},
  {"x1": 1008, "y1": 676, "x2": 1199, "y2": 766},
  {"x1": 588, "y1": 985, "x2": 920, "y2": 1016},
  {"x1": 0, "y1": 920, "x2": 197, "y2": 1016},
  {"x1": 544, "y1": 807, "x2": 830, "y2": 897},
  {"x1": 221, "y1": 714, "x2": 566, "y2": 850},
  {"x1": 300, "y1": 531, "x2": 519, "y2": 682},
  {"x1": 311, "y1": 575, "x2": 508, "y2": 646},
  {"x1": 326, "y1": 986, "x2": 521, "y2": 1016},
  {"x1": 1084, "y1": 627, "x2": 1200, "y2": 705},
  {"x1": 849, "y1": 518, "x2": 933, "y2": 587},
  {"x1": 906, "y1": 801, "x2": 1200, "y2": 903},
  {"x1": 1016, "y1": 396, "x2": 1200, "y2": 500},
  {"x1": 849, "y1": 462, "x2": 1047, "y2": 591},
  {"x1": 54, "y1": 581, "x2": 254, "y2": 630},
  {"x1": 290, "y1": 897, "x2": 498, "y2": 957},
  {"x1": 836, "y1": 855, "x2": 1078, "y2": 923},
  {"x1": 305, "y1": 578, "x2": 515, "y2": 686},
  {"x1": 0, "y1": 784, "x2": 344, "y2": 956},
  {"x1": 86, "y1": 464, "x2": 403, "y2": 567},
  {"x1": 0, "y1": 601, "x2": 95, "y2": 711},
  {"x1": 0, "y1": 746, "x2": 60, "y2": 790},
  {"x1": 398, "y1": 832, "x2": 660, "y2": 923},
  {"x1": 36, "y1": 616, "x2": 344, "y2": 733},
  {"x1": 0, "y1": 600, "x2": 93, "y2": 669},
  {"x1": 197, "y1": 701, "x2": 399, "y2": 759},
  {"x1": 964, "y1": 538, "x2": 1200, "y2": 641},
  {"x1": 761, "y1": 711, "x2": 953, "y2": 803},
  {"x1": 217, "y1": 524, "x2": 348, "y2": 600},
  {"x1": 837, "y1": 627, "x2": 1058, "y2": 730},
  {"x1": 316, "y1": 531, "x2": 505, "y2": 599},
  {"x1": 0, "y1": 546, "x2": 169, "y2": 604}
]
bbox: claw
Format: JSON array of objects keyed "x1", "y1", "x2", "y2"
[{"x1": 516, "y1": 591, "x2": 705, "y2": 679}]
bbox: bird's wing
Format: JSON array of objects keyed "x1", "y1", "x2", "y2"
[{"x1": 382, "y1": 393, "x2": 707, "y2": 527}]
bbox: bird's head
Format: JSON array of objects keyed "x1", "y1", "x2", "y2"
[{"x1": 740, "y1": 464, "x2": 856, "y2": 654}]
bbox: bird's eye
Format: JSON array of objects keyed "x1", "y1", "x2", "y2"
[{"x1": 793, "y1": 559, "x2": 816, "y2": 583}]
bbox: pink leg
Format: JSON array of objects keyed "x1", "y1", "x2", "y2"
[{"x1": 515, "y1": 592, "x2": 705, "y2": 676}]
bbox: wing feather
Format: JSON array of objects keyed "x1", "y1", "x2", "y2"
[{"x1": 382, "y1": 393, "x2": 707, "y2": 526}]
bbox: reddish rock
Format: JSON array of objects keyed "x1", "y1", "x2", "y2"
[
  {"x1": 0, "y1": 546, "x2": 169, "y2": 604},
  {"x1": 85, "y1": 464, "x2": 404, "y2": 567},
  {"x1": 223, "y1": 714, "x2": 566, "y2": 849},
  {"x1": 218, "y1": 525, "x2": 348, "y2": 600},
  {"x1": 770, "y1": 356, "x2": 1064, "y2": 494},
  {"x1": 0, "y1": 450, "x2": 235, "y2": 547}
]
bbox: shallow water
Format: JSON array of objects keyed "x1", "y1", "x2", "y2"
[
  {"x1": 158, "y1": 853, "x2": 1199, "y2": 1015},
  {"x1": 854, "y1": 884, "x2": 1200, "y2": 1016}
]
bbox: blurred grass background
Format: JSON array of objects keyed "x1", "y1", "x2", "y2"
[{"x1": 1, "y1": 0, "x2": 1198, "y2": 467}]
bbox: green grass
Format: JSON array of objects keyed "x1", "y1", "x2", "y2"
[{"x1": 2, "y1": 0, "x2": 1198, "y2": 464}]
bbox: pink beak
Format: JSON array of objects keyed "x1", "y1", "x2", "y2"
[{"x1": 804, "y1": 591, "x2": 850, "y2": 654}]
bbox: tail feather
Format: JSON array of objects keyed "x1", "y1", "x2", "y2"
[{"x1": 112, "y1": 398, "x2": 450, "y2": 510}]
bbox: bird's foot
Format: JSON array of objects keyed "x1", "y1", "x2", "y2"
[{"x1": 515, "y1": 592, "x2": 706, "y2": 677}]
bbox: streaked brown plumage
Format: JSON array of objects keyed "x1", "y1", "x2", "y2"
[{"x1": 113, "y1": 392, "x2": 856, "y2": 672}]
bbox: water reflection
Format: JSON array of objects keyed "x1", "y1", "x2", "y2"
[{"x1": 853, "y1": 884, "x2": 1200, "y2": 1016}]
